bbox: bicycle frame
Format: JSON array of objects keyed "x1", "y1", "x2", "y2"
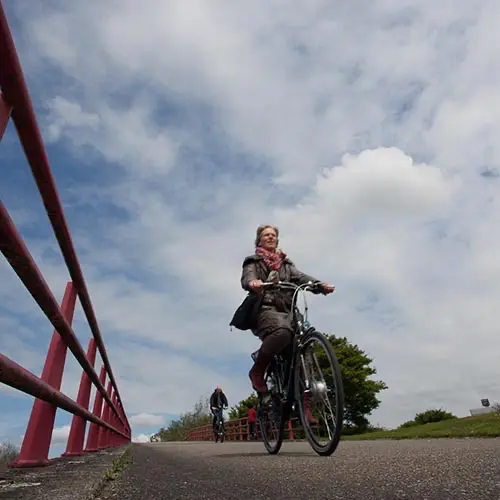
[
  {"x1": 255, "y1": 281, "x2": 343, "y2": 456},
  {"x1": 261, "y1": 281, "x2": 327, "y2": 412}
]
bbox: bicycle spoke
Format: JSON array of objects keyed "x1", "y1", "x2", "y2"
[
  {"x1": 308, "y1": 349, "x2": 338, "y2": 440},
  {"x1": 258, "y1": 389, "x2": 284, "y2": 454},
  {"x1": 295, "y1": 331, "x2": 344, "y2": 456}
]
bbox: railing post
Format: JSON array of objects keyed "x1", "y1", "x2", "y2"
[
  {"x1": 85, "y1": 366, "x2": 106, "y2": 452},
  {"x1": 120, "y1": 403, "x2": 130, "y2": 443},
  {"x1": 239, "y1": 420, "x2": 243, "y2": 441},
  {"x1": 107, "y1": 392, "x2": 115, "y2": 447},
  {"x1": 119, "y1": 401, "x2": 130, "y2": 443},
  {"x1": 63, "y1": 338, "x2": 97, "y2": 456},
  {"x1": 10, "y1": 282, "x2": 77, "y2": 468},
  {"x1": 0, "y1": 92, "x2": 12, "y2": 140},
  {"x1": 288, "y1": 419, "x2": 294, "y2": 441},
  {"x1": 114, "y1": 400, "x2": 125, "y2": 445},
  {"x1": 97, "y1": 380, "x2": 113, "y2": 449},
  {"x1": 110, "y1": 393, "x2": 120, "y2": 447}
]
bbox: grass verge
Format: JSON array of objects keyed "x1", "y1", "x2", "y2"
[
  {"x1": 103, "y1": 446, "x2": 132, "y2": 481},
  {"x1": 343, "y1": 413, "x2": 500, "y2": 440},
  {"x1": 92, "y1": 446, "x2": 133, "y2": 500}
]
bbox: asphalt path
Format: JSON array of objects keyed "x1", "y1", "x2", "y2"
[{"x1": 106, "y1": 439, "x2": 500, "y2": 500}]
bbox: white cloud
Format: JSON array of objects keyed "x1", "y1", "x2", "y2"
[
  {"x1": 19, "y1": 424, "x2": 73, "y2": 448},
  {"x1": 2, "y1": 0, "x2": 500, "y2": 437},
  {"x1": 51, "y1": 425, "x2": 71, "y2": 446},
  {"x1": 43, "y1": 96, "x2": 178, "y2": 176},
  {"x1": 314, "y1": 148, "x2": 455, "y2": 216},
  {"x1": 129, "y1": 413, "x2": 165, "y2": 428},
  {"x1": 132, "y1": 434, "x2": 152, "y2": 443}
]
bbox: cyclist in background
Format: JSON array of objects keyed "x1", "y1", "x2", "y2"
[{"x1": 210, "y1": 386, "x2": 228, "y2": 433}]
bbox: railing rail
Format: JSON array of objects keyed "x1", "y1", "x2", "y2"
[
  {"x1": 0, "y1": 0, "x2": 125, "y2": 414},
  {"x1": 0, "y1": 1, "x2": 131, "y2": 467},
  {"x1": 186, "y1": 416, "x2": 309, "y2": 442},
  {"x1": 1, "y1": 205, "x2": 124, "y2": 425},
  {"x1": 0, "y1": 353, "x2": 129, "y2": 439}
]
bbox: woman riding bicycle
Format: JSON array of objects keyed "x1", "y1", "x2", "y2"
[{"x1": 241, "y1": 224, "x2": 335, "y2": 395}]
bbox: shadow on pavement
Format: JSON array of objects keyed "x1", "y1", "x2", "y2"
[{"x1": 213, "y1": 451, "x2": 321, "y2": 458}]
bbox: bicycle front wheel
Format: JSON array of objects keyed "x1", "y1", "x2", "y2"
[{"x1": 294, "y1": 330, "x2": 344, "y2": 456}]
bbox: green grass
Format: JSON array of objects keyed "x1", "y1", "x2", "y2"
[
  {"x1": 342, "y1": 413, "x2": 500, "y2": 440},
  {"x1": 103, "y1": 446, "x2": 132, "y2": 481}
]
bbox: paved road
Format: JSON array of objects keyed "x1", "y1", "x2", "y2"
[{"x1": 105, "y1": 439, "x2": 500, "y2": 500}]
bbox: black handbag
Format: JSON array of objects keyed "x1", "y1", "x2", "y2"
[{"x1": 229, "y1": 293, "x2": 263, "y2": 331}]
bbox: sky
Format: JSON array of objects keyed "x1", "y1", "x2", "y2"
[{"x1": 2, "y1": 0, "x2": 500, "y2": 454}]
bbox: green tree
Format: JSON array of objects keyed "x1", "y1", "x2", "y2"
[
  {"x1": 228, "y1": 393, "x2": 259, "y2": 420},
  {"x1": 318, "y1": 334, "x2": 388, "y2": 432},
  {"x1": 231, "y1": 335, "x2": 387, "y2": 434}
]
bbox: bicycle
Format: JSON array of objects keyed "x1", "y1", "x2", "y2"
[
  {"x1": 252, "y1": 281, "x2": 344, "y2": 456},
  {"x1": 212, "y1": 407, "x2": 225, "y2": 443}
]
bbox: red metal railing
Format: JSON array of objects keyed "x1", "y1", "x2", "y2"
[
  {"x1": 186, "y1": 417, "x2": 306, "y2": 442},
  {"x1": 0, "y1": 2, "x2": 131, "y2": 467}
]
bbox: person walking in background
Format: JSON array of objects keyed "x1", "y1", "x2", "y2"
[{"x1": 247, "y1": 403, "x2": 257, "y2": 440}]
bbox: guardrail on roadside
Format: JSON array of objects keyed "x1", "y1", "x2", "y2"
[
  {"x1": 0, "y1": 1, "x2": 131, "y2": 467},
  {"x1": 186, "y1": 416, "x2": 310, "y2": 441}
]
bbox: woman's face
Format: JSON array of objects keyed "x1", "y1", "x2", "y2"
[{"x1": 259, "y1": 227, "x2": 278, "y2": 251}]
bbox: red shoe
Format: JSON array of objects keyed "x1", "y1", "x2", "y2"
[
  {"x1": 249, "y1": 349, "x2": 272, "y2": 393},
  {"x1": 304, "y1": 392, "x2": 318, "y2": 424}
]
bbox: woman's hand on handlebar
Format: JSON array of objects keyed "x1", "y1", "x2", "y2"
[
  {"x1": 319, "y1": 283, "x2": 335, "y2": 294},
  {"x1": 249, "y1": 279, "x2": 264, "y2": 292}
]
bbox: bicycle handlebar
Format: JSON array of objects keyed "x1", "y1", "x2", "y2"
[{"x1": 261, "y1": 280, "x2": 329, "y2": 294}]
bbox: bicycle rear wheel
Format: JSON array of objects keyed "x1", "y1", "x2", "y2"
[
  {"x1": 294, "y1": 330, "x2": 344, "y2": 456},
  {"x1": 258, "y1": 363, "x2": 286, "y2": 454},
  {"x1": 258, "y1": 395, "x2": 284, "y2": 454}
]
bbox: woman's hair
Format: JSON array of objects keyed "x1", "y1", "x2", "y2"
[{"x1": 255, "y1": 224, "x2": 279, "y2": 247}]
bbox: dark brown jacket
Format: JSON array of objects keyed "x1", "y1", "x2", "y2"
[{"x1": 240, "y1": 254, "x2": 320, "y2": 314}]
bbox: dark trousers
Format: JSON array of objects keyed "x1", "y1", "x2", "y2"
[
  {"x1": 248, "y1": 421, "x2": 256, "y2": 439},
  {"x1": 212, "y1": 408, "x2": 223, "y2": 430}
]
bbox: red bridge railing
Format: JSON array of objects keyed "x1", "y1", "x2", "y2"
[
  {"x1": 0, "y1": 2, "x2": 131, "y2": 467},
  {"x1": 186, "y1": 417, "x2": 307, "y2": 442}
]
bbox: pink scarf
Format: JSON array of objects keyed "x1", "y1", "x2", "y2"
[{"x1": 255, "y1": 246, "x2": 287, "y2": 271}]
